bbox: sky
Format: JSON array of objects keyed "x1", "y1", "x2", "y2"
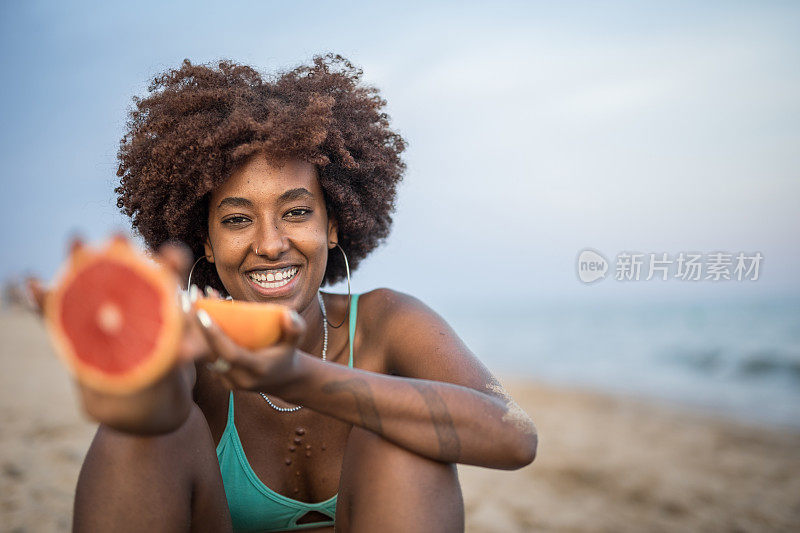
[{"x1": 1, "y1": 0, "x2": 798, "y2": 313}]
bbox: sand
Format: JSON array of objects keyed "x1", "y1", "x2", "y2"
[{"x1": 1, "y1": 310, "x2": 799, "y2": 532}]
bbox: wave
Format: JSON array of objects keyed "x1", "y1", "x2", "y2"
[{"x1": 665, "y1": 347, "x2": 800, "y2": 383}]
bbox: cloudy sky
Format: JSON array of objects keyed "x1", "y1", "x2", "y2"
[{"x1": 1, "y1": 1, "x2": 798, "y2": 310}]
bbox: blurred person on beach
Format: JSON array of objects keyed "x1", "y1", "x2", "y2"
[{"x1": 27, "y1": 54, "x2": 537, "y2": 532}]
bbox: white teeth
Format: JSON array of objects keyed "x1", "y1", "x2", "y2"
[{"x1": 247, "y1": 267, "x2": 298, "y2": 289}]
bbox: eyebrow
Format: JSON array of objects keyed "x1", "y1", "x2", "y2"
[{"x1": 216, "y1": 188, "x2": 314, "y2": 209}]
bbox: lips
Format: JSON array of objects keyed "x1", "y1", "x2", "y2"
[
  {"x1": 247, "y1": 266, "x2": 299, "y2": 286},
  {"x1": 244, "y1": 266, "x2": 300, "y2": 297}
]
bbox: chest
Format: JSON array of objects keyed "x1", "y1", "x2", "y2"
[
  {"x1": 220, "y1": 392, "x2": 354, "y2": 502},
  {"x1": 195, "y1": 316, "x2": 386, "y2": 503}
]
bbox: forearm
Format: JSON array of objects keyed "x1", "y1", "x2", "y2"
[
  {"x1": 78, "y1": 363, "x2": 194, "y2": 436},
  {"x1": 274, "y1": 354, "x2": 537, "y2": 469}
]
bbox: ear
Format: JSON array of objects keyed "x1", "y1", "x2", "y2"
[
  {"x1": 327, "y1": 217, "x2": 339, "y2": 249},
  {"x1": 203, "y1": 237, "x2": 215, "y2": 263}
]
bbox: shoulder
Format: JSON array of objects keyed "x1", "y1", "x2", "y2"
[
  {"x1": 356, "y1": 287, "x2": 437, "y2": 333},
  {"x1": 355, "y1": 288, "x2": 454, "y2": 371}
]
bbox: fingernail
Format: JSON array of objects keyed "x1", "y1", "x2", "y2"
[
  {"x1": 181, "y1": 291, "x2": 191, "y2": 313},
  {"x1": 197, "y1": 309, "x2": 212, "y2": 328},
  {"x1": 204, "y1": 285, "x2": 213, "y2": 297},
  {"x1": 189, "y1": 284, "x2": 200, "y2": 303}
]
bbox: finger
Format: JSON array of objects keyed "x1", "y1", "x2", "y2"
[
  {"x1": 175, "y1": 290, "x2": 210, "y2": 365},
  {"x1": 194, "y1": 308, "x2": 257, "y2": 370},
  {"x1": 204, "y1": 285, "x2": 222, "y2": 299},
  {"x1": 278, "y1": 309, "x2": 306, "y2": 347},
  {"x1": 156, "y1": 240, "x2": 193, "y2": 285},
  {"x1": 24, "y1": 277, "x2": 48, "y2": 316},
  {"x1": 69, "y1": 234, "x2": 86, "y2": 255}
]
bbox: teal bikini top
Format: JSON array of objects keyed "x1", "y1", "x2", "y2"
[{"x1": 216, "y1": 293, "x2": 359, "y2": 532}]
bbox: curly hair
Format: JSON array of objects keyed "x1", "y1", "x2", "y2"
[{"x1": 115, "y1": 54, "x2": 406, "y2": 295}]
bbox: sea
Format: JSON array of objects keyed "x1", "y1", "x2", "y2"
[{"x1": 436, "y1": 294, "x2": 800, "y2": 430}]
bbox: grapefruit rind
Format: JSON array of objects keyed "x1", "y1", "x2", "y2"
[
  {"x1": 194, "y1": 298, "x2": 287, "y2": 350},
  {"x1": 44, "y1": 238, "x2": 182, "y2": 395}
]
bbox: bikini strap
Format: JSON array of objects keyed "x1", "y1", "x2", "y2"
[
  {"x1": 226, "y1": 390, "x2": 235, "y2": 429},
  {"x1": 348, "y1": 294, "x2": 360, "y2": 368}
]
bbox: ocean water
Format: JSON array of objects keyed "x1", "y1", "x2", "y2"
[{"x1": 438, "y1": 295, "x2": 800, "y2": 430}]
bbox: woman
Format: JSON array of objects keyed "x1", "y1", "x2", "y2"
[{"x1": 30, "y1": 54, "x2": 537, "y2": 532}]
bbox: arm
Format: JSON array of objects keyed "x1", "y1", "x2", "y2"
[
  {"x1": 28, "y1": 240, "x2": 204, "y2": 436},
  {"x1": 79, "y1": 361, "x2": 196, "y2": 435},
  {"x1": 272, "y1": 289, "x2": 537, "y2": 470},
  {"x1": 277, "y1": 359, "x2": 536, "y2": 470},
  {"x1": 196, "y1": 288, "x2": 537, "y2": 468},
  {"x1": 81, "y1": 314, "x2": 207, "y2": 435}
]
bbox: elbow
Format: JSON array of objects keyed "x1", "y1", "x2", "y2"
[
  {"x1": 515, "y1": 430, "x2": 538, "y2": 468},
  {"x1": 503, "y1": 424, "x2": 537, "y2": 470}
]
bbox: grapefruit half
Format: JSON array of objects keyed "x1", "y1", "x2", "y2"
[
  {"x1": 44, "y1": 235, "x2": 182, "y2": 395},
  {"x1": 194, "y1": 298, "x2": 287, "y2": 350}
]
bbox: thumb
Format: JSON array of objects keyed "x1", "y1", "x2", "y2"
[
  {"x1": 280, "y1": 309, "x2": 306, "y2": 347},
  {"x1": 156, "y1": 240, "x2": 193, "y2": 286}
]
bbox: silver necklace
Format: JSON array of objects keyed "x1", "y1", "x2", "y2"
[{"x1": 259, "y1": 292, "x2": 328, "y2": 412}]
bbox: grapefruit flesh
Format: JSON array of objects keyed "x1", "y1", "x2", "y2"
[
  {"x1": 194, "y1": 298, "x2": 287, "y2": 350},
  {"x1": 59, "y1": 261, "x2": 163, "y2": 375},
  {"x1": 45, "y1": 236, "x2": 181, "y2": 395}
]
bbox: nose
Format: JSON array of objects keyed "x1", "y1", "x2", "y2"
[{"x1": 253, "y1": 221, "x2": 290, "y2": 259}]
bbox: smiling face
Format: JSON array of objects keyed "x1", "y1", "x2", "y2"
[{"x1": 204, "y1": 155, "x2": 337, "y2": 312}]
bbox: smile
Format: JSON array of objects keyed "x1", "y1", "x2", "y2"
[{"x1": 247, "y1": 266, "x2": 299, "y2": 289}]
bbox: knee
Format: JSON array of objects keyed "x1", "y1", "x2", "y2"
[
  {"x1": 337, "y1": 426, "x2": 464, "y2": 532},
  {"x1": 344, "y1": 425, "x2": 458, "y2": 480},
  {"x1": 79, "y1": 404, "x2": 210, "y2": 487},
  {"x1": 73, "y1": 405, "x2": 215, "y2": 532}
]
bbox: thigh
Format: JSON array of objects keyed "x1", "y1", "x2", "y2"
[
  {"x1": 73, "y1": 404, "x2": 232, "y2": 533},
  {"x1": 335, "y1": 426, "x2": 464, "y2": 533}
]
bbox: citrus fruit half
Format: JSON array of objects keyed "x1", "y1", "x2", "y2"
[
  {"x1": 194, "y1": 297, "x2": 287, "y2": 350},
  {"x1": 44, "y1": 235, "x2": 182, "y2": 395}
]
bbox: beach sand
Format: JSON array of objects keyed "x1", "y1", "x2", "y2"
[{"x1": 2, "y1": 310, "x2": 799, "y2": 532}]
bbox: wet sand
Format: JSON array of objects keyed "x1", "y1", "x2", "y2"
[{"x1": 2, "y1": 311, "x2": 799, "y2": 532}]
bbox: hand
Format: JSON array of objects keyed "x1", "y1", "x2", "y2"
[
  {"x1": 194, "y1": 295, "x2": 307, "y2": 393},
  {"x1": 26, "y1": 236, "x2": 205, "y2": 433},
  {"x1": 28, "y1": 235, "x2": 209, "y2": 367}
]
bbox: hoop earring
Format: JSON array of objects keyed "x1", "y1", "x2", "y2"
[
  {"x1": 323, "y1": 242, "x2": 351, "y2": 329},
  {"x1": 186, "y1": 255, "x2": 206, "y2": 291}
]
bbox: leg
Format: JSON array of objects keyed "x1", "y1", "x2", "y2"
[
  {"x1": 335, "y1": 426, "x2": 464, "y2": 533},
  {"x1": 73, "y1": 404, "x2": 232, "y2": 533}
]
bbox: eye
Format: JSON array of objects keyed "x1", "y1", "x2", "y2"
[
  {"x1": 222, "y1": 216, "x2": 250, "y2": 226},
  {"x1": 285, "y1": 208, "x2": 312, "y2": 218}
]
